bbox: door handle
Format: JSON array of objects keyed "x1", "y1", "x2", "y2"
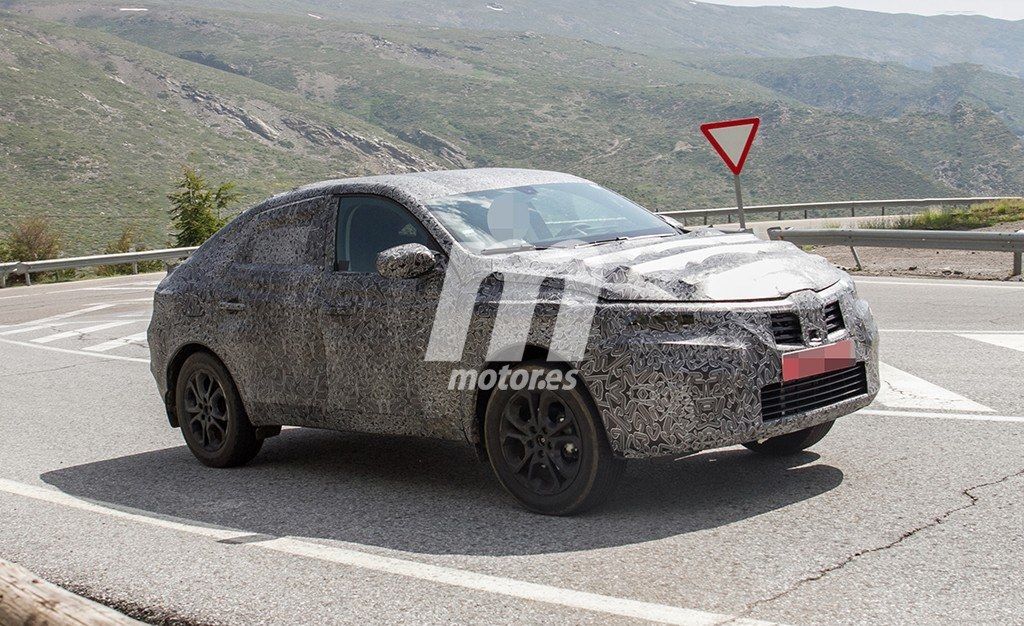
[{"x1": 218, "y1": 301, "x2": 247, "y2": 312}]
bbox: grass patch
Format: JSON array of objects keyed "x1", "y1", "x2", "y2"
[{"x1": 863, "y1": 200, "x2": 1024, "y2": 230}]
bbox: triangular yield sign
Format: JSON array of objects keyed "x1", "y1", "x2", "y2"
[{"x1": 700, "y1": 117, "x2": 760, "y2": 175}]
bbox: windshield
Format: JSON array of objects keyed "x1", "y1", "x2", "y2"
[{"x1": 424, "y1": 182, "x2": 677, "y2": 253}]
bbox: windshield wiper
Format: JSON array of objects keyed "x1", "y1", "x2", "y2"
[
  {"x1": 479, "y1": 243, "x2": 546, "y2": 255},
  {"x1": 574, "y1": 236, "x2": 632, "y2": 248},
  {"x1": 574, "y1": 233, "x2": 675, "y2": 248}
]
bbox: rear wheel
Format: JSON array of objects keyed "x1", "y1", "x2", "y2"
[
  {"x1": 175, "y1": 352, "x2": 262, "y2": 468},
  {"x1": 743, "y1": 420, "x2": 834, "y2": 456},
  {"x1": 484, "y1": 365, "x2": 623, "y2": 515}
]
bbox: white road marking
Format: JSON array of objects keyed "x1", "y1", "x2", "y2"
[
  {"x1": 0, "y1": 478, "x2": 773, "y2": 626},
  {"x1": 0, "y1": 338, "x2": 150, "y2": 363},
  {"x1": 83, "y1": 331, "x2": 149, "y2": 353},
  {"x1": 31, "y1": 320, "x2": 136, "y2": 344},
  {"x1": 2, "y1": 303, "x2": 117, "y2": 327},
  {"x1": 957, "y1": 333, "x2": 1024, "y2": 353},
  {"x1": 0, "y1": 279, "x2": 161, "y2": 300},
  {"x1": 876, "y1": 362, "x2": 994, "y2": 413},
  {"x1": 0, "y1": 323, "x2": 69, "y2": 336},
  {"x1": 859, "y1": 409, "x2": 1024, "y2": 423},
  {"x1": 0, "y1": 479, "x2": 247, "y2": 541},
  {"x1": 854, "y1": 279, "x2": 1024, "y2": 290},
  {"x1": 79, "y1": 286, "x2": 158, "y2": 291}
]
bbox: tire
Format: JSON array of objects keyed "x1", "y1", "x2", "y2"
[
  {"x1": 743, "y1": 420, "x2": 835, "y2": 456},
  {"x1": 175, "y1": 352, "x2": 262, "y2": 468},
  {"x1": 484, "y1": 364, "x2": 624, "y2": 515}
]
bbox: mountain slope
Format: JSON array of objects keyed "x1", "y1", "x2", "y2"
[
  {"x1": 26, "y1": 0, "x2": 1024, "y2": 76},
  {"x1": 696, "y1": 56, "x2": 1024, "y2": 136},
  {"x1": 41, "y1": 4, "x2": 1024, "y2": 203},
  {"x1": 0, "y1": 11, "x2": 438, "y2": 252},
  {"x1": 2, "y1": 2, "x2": 1024, "y2": 256}
]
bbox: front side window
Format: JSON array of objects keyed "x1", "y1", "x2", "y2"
[
  {"x1": 335, "y1": 195, "x2": 436, "y2": 272},
  {"x1": 423, "y1": 182, "x2": 676, "y2": 253}
]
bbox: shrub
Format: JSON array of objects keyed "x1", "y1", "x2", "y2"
[
  {"x1": 864, "y1": 200, "x2": 1024, "y2": 231},
  {"x1": 6, "y1": 217, "x2": 62, "y2": 261},
  {"x1": 168, "y1": 166, "x2": 240, "y2": 247},
  {"x1": 97, "y1": 226, "x2": 164, "y2": 276},
  {"x1": 3, "y1": 217, "x2": 71, "y2": 284}
]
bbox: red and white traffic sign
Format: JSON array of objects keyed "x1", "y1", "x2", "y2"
[{"x1": 700, "y1": 117, "x2": 760, "y2": 175}]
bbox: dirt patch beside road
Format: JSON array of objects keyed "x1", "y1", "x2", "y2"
[{"x1": 811, "y1": 220, "x2": 1024, "y2": 281}]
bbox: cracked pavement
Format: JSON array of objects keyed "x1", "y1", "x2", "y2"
[{"x1": 0, "y1": 275, "x2": 1022, "y2": 625}]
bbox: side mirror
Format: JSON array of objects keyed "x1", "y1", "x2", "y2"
[{"x1": 376, "y1": 243, "x2": 439, "y2": 279}]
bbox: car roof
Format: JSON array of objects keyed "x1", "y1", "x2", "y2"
[{"x1": 265, "y1": 168, "x2": 588, "y2": 208}]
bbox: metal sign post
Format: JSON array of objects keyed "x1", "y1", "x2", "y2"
[
  {"x1": 733, "y1": 173, "x2": 746, "y2": 230},
  {"x1": 701, "y1": 117, "x2": 761, "y2": 231}
]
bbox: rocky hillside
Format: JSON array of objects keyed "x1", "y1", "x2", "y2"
[
  {"x1": 0, "y1": 11, "x2": 440, "y2": 252},
  {"x1": 2, "y1": 2, "x2": 1024, "y2": 253}
]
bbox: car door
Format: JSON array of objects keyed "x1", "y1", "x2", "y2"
[
  {"x1": 218, "y1": 196, "x2": 331, "y2": 426},
  {"x1": 320, "y1": 194, "x2": 447, "y2": 435}
]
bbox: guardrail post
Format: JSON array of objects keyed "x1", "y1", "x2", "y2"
[
  {"x1": 850, "y1": 247, "x2": 863, "y2": 271},
  {"x1": 803, "y1": 209, "x2": 808, "y2": 219},
  {"x1": 24, "y1": 271, "x2": 31, "y2": 287},
  {"x1": 0, "y1": 273, "x2": 5, "y2": 289},
  {"x1": 1014, "y1": 252, "x2": 1022, "y2": 277}
]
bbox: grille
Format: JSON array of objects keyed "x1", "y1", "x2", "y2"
[
  {"x1": 824, "y1": 302, "x2": 845, "y2": 333},
  {"x1": 770, "y1": 312, "x2": 802, "y2": 345},
  {"x1": 761, "y1": 363, "x2": 868, "y2": 422}
]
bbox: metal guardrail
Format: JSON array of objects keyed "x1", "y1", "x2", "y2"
[
  {"x1": 661, "y1": 197, "x2": 1021, "y2": 225},
  {"x1": 0, "y1": 247, "x2": 197, "y2": 287},
  {"x1": 767, "y1": 227, "x2": 1024, "y2": 276}
]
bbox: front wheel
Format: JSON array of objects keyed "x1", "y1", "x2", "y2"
[
  {"x1": 175, "y1": 352, "x2": 262, "y2": 468},
  {"x1": 743, "y1": 420, "x2": 835, "y2": 456},
  {"x1": 484, "y1": 365, "x2": 624, "y2": 515}
]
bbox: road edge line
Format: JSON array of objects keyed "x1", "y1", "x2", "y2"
[{"x1": 0, "y1": 479, "x2": 777, "y2": 626}]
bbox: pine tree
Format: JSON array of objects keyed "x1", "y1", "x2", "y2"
[{"x1": 168, "y1": 167, "x2": 240, "y2": 247}]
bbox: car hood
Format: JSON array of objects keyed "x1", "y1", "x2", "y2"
[{"x1": 490, "y1": 230, "x2": 846, "y2": 302}]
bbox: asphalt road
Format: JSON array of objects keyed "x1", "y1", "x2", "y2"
[{"x1": 1, "y1": 273, "x2": 1022, "y2": 625}]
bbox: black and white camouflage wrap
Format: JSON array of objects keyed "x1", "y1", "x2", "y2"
[{"x1": 149, "y1": 168, "x2": 879, "y2": 459}]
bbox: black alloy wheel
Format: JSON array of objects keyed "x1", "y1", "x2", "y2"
[
  {"x1": 175, "y1": 352, "x2": 262, "y2": 468},
  {"x1": 484, "y1": 364, "x2": 624, "y2": 515},
  {"x1": 498, "y1": 389, "x2": 585, "y2": 496}
]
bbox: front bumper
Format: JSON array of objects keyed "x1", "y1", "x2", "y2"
[{"x1": 579, "y1": 282, "x2": 880, "y2": 458}]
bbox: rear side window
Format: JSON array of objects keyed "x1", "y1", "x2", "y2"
[
  {"x1": 335, "y1": 195, "x2": 436, "y2": 272},
  {"x1": 244, "y1": 199, "x2": 321, "y2": 267}
]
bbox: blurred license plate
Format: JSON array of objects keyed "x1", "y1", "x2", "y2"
[{"x1": 782, "y1": 339, "x2": 855, "y2": 382}]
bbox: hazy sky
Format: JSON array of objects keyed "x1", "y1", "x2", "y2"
[{"x1": 708, "y1": 1, "x2": 1024, "y2": 21}]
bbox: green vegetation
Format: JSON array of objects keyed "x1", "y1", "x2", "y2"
[
  {"x1": 5, "y1": 217, "x2": 62, "y2": 262},
  {"x1": 168, "y1": 167, "x2": 239, "y2": 247},
  {"x1": 97, "y1": 226, "x2": 164, "y2": 276},
  {"x1": 866, "y1": 200, "x2": 1024, "y2": 230},
  {"x1": 1, "y1": 217, "x2": 72, "y2": 283}
]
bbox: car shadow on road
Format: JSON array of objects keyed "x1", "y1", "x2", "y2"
[{"x1": 41, "y1": 427, "x2": 843, "y2": 556}]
